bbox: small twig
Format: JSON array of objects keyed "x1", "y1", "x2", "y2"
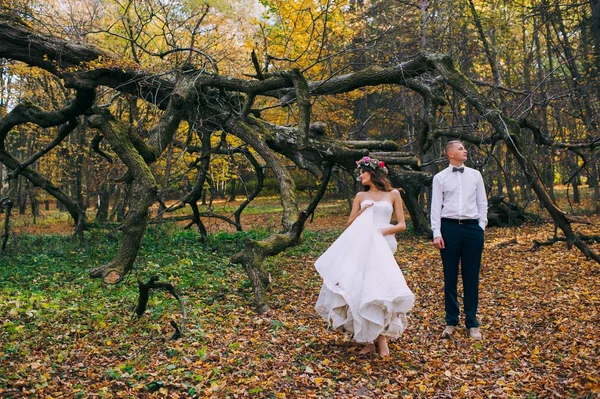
[
  {"x1": 136, "y1": 276, "x2": 187, "y2": 340},
  {"x1": 496, "y1": 238, "x2": 518, "y2": 248}
]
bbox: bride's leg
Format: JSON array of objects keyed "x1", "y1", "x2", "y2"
[
  {"x1": 359, "y1": 343, "x2": 376, "y2": 354},
  {"x1": 376, "y1": 335, "x2": 390, "y2": 357}
]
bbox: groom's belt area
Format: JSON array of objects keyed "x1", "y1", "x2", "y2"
[{"x1": 441, "y1": 218, "x2": 479, "y2": 225}]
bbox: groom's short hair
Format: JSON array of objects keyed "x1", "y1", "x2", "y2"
[{"x1": 445, "y1": 140, "x2": 463, "y2": 154}]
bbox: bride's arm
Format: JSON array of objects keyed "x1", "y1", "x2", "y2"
[
  {"x1": 347, "y1": 193, "x2": 371, "y2": 226},
  {"x1": 381, "y1": 190, "x2": 406, "y2": 235}
]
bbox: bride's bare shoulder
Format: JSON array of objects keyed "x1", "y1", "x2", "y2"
[{"x1": 390, "y1": 189, "x2": 403, "y2": 201}]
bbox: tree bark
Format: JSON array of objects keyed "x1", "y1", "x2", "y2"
[
  {"x1": 226, "y1": 117, "x2": 299, "y2": 230},
  {"x1": 88, "y1": 110, "x2": 159, "y2": 284}
]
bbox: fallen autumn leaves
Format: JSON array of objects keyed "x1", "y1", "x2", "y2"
[{"x1": 1, "y1": 209, "x2": 599, "y2": 398}]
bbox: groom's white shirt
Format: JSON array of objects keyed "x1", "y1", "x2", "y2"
[{"x1": 431, "y1": 164, "x2": 488, "y2": 238}]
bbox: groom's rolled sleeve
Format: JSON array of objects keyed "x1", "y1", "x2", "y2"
[{"x1": 431, "y1": 175, "x2": 443, "y2": 238}]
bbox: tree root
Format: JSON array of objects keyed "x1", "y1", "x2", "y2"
[
  {"x1": 530, "y1": 235, "x2": 600, "y2": 251},
  {"x1": 136, "y1": 276, "x2": 187, "y2": 340}
]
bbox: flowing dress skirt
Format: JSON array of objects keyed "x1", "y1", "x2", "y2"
[{"x1": 315, "y1": 202, "x2": 415, "y2": 343}]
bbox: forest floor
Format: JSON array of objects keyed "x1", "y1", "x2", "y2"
[{"x1": 1, "y1": 192, "x2": 600, "y2": 398}]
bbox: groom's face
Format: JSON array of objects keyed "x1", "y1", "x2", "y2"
[{"x1": 448, "y1": 143, "x2": 468, "y2": 163}]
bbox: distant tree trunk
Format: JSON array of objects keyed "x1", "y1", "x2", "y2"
[
  {"x1": 341, "y1": 170, "x2": 353, "y2": 213},
  {"x1": 1, "y1": 178, "x2": 16, "y2": 253},
  {"x1": 534, "y1": 16, "x2": 555, "y2": 201},
  {"x1": 542, "y1": 157, "x2": 555, "y2": 200},
  {"x1": 419, "y1": 0, "x2": 429, "y2": 50},
  {"x1": 504, "y1": 150, "x2": 516, "y2": 203},
  {"x1": 307, "y1": 171, "x2": 314, "y2": 198},
  {"x1": 57, "y1": 190, "x2": 66, "y2": 212},
  {"x1": 567, "y1": 153, "x2": 581, "y2": 204},
  {"x1": 591, "y1": 163, "x2": 600, "y2": 211},
  {"x1": 110, "y1": 184, "x2": 129, "y2": 223},
  {"x1": 228, "y1": 179, "x2": 236, "y2": 202},
  {"x1": 95, "y1": 183, "x2": 114, "y2": 223},
  {"x1": 351, "y1": 96, "x2": 370, "y2": 140},
  {"x1": 162, "y1": 141, "x2": 174, "y2": 205},
  {"x1": 75, "y1": 122, "x2": 86, "y2": 212},
  {"x1": 518, "y1": 176, "x2": 531, "y2": 202},
  {"x1": 591, "y1": 0, "x2": 600, "y2": 101},
  {"x1": 572, "y1": 175, "x2": 581, "y2": 204},
  {"x1": 116, "y1": 185, "x2": 129, "y2": 222},
  {"x1": 389, "y1": 169, "x2": 432, "y2": 236},
  {"x1": 550, "y1": 0, "x2": 598, "y2": 131},
  {"x1": 495, "y1": 145, "x2": 504, "y2": 197},
  {"x1": 29, "y1": 187, "x2": 39, "y2": 219},
  {"x1": 17, "y1": 178, "x2": 26, "y2": 214},
  {"x1": 569, "y1": 152, "x2": 582, "y2": 204}
]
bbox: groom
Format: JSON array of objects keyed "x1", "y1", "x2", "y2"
[{"x1": 431, "y1": 140, "x2": 488, "y2": 340}]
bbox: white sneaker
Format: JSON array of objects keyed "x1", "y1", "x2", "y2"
[
  {"x1": 469, "y1": 327, "x2": 482, "y2": 340},
  {"x1": 441, "y1": 325, "x2": 456, "y2": 339}
]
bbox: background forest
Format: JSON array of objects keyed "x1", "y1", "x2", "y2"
[
  {"x1": 1, "y1": 0, "x2": 600, "y2": 397},
  {"x1": 2, "y1": 0, "x2": 599, "y2": 223}
]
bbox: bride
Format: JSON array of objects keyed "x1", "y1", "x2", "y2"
[{"x1": 315, "y1": 156, "x2": 415, "y2": 356}]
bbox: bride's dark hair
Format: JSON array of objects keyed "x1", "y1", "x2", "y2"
[{"x1": 360, "y1": 168, "x2": 393, "y2": 192}]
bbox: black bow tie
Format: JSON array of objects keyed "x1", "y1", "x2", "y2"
[{"x1": 452, "y1": 167, "x2": 464, "y2": 173}]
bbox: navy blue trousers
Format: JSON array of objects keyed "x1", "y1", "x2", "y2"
[{"x1": 440, "y1": 220, "x2": 484, "y2": 329}]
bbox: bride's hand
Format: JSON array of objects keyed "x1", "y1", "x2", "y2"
[{"x1": 360, "y1": 203, "x2": 374, "y2": 213}]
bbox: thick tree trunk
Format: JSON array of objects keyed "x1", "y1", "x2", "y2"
[
  {"x1": 388, "y1": 169, "x2": 432, "y2": 236},
  {"x1": 227, "y1": 117, "x2": 299, "y2": 230},
  {"x1": 88, "y1": 111, "x2": 159, "y2": 284}
]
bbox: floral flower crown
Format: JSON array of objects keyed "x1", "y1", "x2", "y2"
[{"x1": 355, "y1": 156, "x2": 388, "y2": 175}]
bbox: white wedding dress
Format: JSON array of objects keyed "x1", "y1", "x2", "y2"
[{"x1": 315, "y1": 200, "x2": 415, "y2": 343}]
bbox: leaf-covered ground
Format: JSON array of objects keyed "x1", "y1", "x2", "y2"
[{"x1": 1, "y1": 199, "x2": 599, "y2": 398}]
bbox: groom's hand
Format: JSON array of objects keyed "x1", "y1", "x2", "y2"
[{"x1": 433, "y1": 237, "x2": 445, "y2": 249}]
